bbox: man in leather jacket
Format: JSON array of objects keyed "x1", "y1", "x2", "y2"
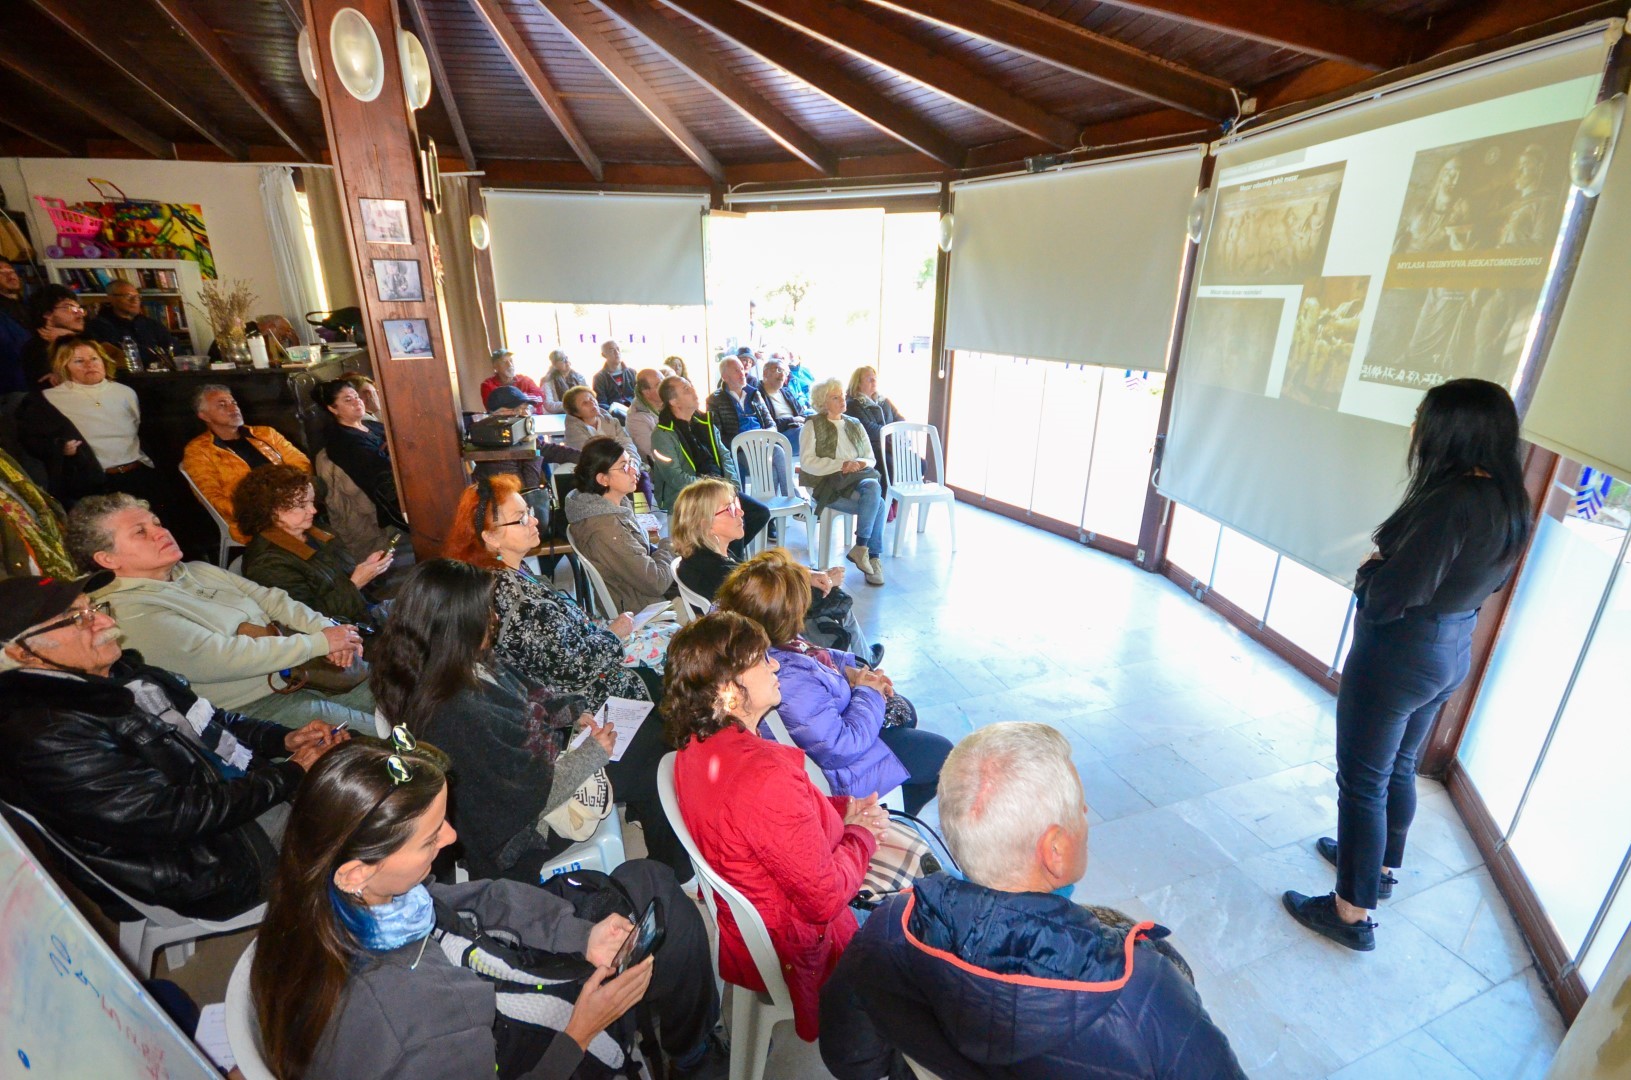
[{"x1": 0, "y1": 572, "x2": 348, "y2": 921}]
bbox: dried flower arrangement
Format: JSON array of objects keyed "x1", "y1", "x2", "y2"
[{"x1": 196, "y1": 278, "x2": 259, "y2": 338}]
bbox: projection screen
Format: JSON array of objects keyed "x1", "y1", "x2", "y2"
[{"x1": 1158, "y1": 28, "x2": 1613, "y2": 583}]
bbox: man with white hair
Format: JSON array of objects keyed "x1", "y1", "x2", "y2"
[{"x1": 820, "y1": 722, "x2": 1246, "y2": 1079}]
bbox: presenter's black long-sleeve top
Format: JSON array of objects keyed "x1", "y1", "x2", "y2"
[{"x1": 1354, "y1": 475, "x2": 1518, "y2": 625}]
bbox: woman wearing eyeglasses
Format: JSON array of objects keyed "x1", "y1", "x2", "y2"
[
  {"x1": 563, "y1": 437, "x2": 676, "y2": 613},
  {"x1": 443, "y1": 474, "x2": 691, "y2": 879},
  {"x1": 250, "y1": 738, "x2": 728, "y2": 1080}
]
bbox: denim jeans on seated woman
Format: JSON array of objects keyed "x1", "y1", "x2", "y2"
[{"x1": 826, "y1": 477, "x2": 886, "y2": 556}]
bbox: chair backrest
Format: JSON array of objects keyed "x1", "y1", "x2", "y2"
[
  {"x1": 759, "y1": 708, "x2": 796, "y2": 747},
  {"x1": 671, "y1": 556, "x2": 709, "y2": 621},
  {"x1": 880, "y1": 421, "x2": 944, "y2": 488},
  {"x1": 566, "y1": 529, "x2": 619, "y2": 620},
  {"x1": 731, "y1": 429, "x2": 794, "y2": 501},
  {"x1": 225, "y1": 941, "x2": 277, "y2": 1080},
  {"x1": 179, "y1": 465, "x2": 235, "y2": 541},
  {"x1": 656, "y1": 754, "x2": 794, "y2": 1012}
]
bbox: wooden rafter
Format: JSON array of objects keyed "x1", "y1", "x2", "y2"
[
  {"x1": 0, "y1": 113, "x2": 84, "y2": 157},
  {"x1": 144, "y1": 0, "x2": 321, "y2": 161},
  {"x1": 465, "y1": 0, "x2": 604, "y2": 181},
  {"x1": 23, "y1": 0, "x2": 249, "y2": 160},
  {"x1": 0, "y1": 38, "x2": 174, "y2": 159},
  {"x1": 537, "y1": 0, "x2": 726, "y2": 182},
  {"x1": 856, "y1": 0, "x2": 1237, "y2": 120},
  {"x1": 660, "y1": 0, "x2": 963, "y2": 167},
  {"x1": 734, "y1": 0, "x2": 1081, "y2": 148},
  {"x1": 403, "y1": 0, "x2": 478, "y2": 169},
  {"x1": 1081, "y1": 0, "x2": 1412, "y2": 71},
  {"x1": 589, "y1": 0, "x2": 837, "y2": 175}
]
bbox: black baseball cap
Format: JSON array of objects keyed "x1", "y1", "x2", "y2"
[
  {"x1": 484, "y1": 385, "x2": 531, "y2": 411},
  {"x1": 0, "y1": 572, "x2": 114, "y2": 644}
]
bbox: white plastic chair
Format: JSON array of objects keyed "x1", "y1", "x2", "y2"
[
  {"x1": 731, "y1": 429, "x2": 815, "y2": 560},
  {"x1": 816, "y1": 507, "x2": 857, "y2": 569},
  {"x1": 225, "y1": 941, "x2": 277, "y2": 1080},
  {"x1": 756, "y1": 712, "x2": 903, "y2": 809},
  {"x1": 672, "y1": 556, "x2": 710, "y2": 622},
  {"x1": 2, "y1": 801, "x2": 265, "y2": 978},
  {"x1": 566, "y1": 530, "x2": 620, "y2": 621},
  {"x1": 657, "y1": 754, "x2": 795, "y2": 1080},
  {"x1": 903, "y1": 1055, "x2": 949, "y2": 1080},
  {"x1": 539, "y1": 809, "x2": 628, "y2": 880},
  {"x1": 180, "y1": 466, "x2": 243, "y2": 566},
  {"x1": 880, "y1": 421, "x2": 956, "y2": 557}
]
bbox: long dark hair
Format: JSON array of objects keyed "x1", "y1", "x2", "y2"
[
  {"x1": 252, "y1": 740, "x2": 448, "y2": 1079},
  {"x1": 370, "y1": 558, "x2": 496, "y2": 736},
  {"x1": 1375, "y1": 378, "x2": 1530, "y2": 558}
]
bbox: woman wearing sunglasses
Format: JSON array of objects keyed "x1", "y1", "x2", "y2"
[{"x1": 251, "y1": 738, "x2": 727, "y2": 1080}]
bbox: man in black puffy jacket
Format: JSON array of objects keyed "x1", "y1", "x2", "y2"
[
  {"x1": 820, "y1": 722, "x2": 1246, "y2": 1080},
  {"x1": 0, "y1": 572, "x2": 347, "y2": 921}
]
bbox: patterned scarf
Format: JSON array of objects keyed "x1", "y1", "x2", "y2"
[{"x1": 0, "y1": 450, "x2": 75, "y2": 578}]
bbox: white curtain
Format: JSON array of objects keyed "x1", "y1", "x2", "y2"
[{"x1": 259, "y1": 166, "x2": 324, "y2": 343}]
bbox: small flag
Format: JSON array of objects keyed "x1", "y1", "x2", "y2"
[{"x1": 1575, "y1": 466, "x2": 1613, "y2": 520}]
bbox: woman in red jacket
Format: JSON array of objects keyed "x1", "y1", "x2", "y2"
[{"x1": 665, "y1": 612, "x2": 889, "y2": 1041}]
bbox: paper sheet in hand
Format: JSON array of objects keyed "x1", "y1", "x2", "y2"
[
  {"x1": 566, "y1": 697, "x2": 655, "y2": 761},
  {"x1": 630, "y1": 600, "x2": 671, "y2": 632},
  {"x1": 196, "y1": 1003, "x2": 237, "y2": 1071}
]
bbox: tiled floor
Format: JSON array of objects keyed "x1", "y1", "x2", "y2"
[{"x1": 166, "y1": 503, "x2": 1563, "y2": 1078}]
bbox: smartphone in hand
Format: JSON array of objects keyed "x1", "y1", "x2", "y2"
[{"x1": 613, "y1": 899, "x2": 665, "y2": 975}]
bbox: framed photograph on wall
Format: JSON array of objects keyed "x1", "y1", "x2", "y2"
[
  {"x1": 360, "y1": 198, "x2": 411, "y2": 245},
  {"x1": 373, "y1": 258, "x2": 423, "y2": 302},
  {"x1": 382, "y1": 317, "x2": 433, "y2": 359}
]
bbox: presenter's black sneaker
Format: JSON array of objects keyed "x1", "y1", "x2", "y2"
[
  {"x1": 1315, "y1": 836, "x2": 1397, "y2": 899},
  {"x1": 1282, "y1": 890, "x2": 1376, "y2": 951}
]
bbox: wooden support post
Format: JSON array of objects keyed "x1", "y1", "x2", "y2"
[{"x1": 306, "y1": 0, "x2": 468, "y2": 558}]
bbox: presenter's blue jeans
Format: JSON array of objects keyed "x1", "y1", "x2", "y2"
[
  {"x1": 826, "y1": 478, "x2": 886, "y2": 557},
  {"x1": 1334, "y1": 608, "x2": 1475, "y2": 909}
]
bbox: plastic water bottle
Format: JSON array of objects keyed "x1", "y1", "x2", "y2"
[{"x1": 121, "y1": 335, "x2": 143, "y2": 373}]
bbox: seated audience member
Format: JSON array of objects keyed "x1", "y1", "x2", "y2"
[
  {"x1": 478, "y1": 347, "x2": 544, "y2": 409},
  {"x1": 733, "y1": 346, "x2": 760, "y2": 388},
  {"x1": 235, "y1": 464, "x2": 392, "y2": 629},
  {"x1": 648, "y1": 376, "x2": 768, "y2": 554},
  {"x1": 255, "y1": 313, "x2": 301, "y2": 349},
  {"x1": 626, "y1": 367, "x2": 665, "y2": 460},
  {"x1": 339, "y1": 372, "x2": 384, "y2": 420},
  {"x1": 671, "y1": 478, "x2": 877, "y2": 663},
  {"x1": 593, "y1": 340, "x2": 638, "y2": 416},
  {"x1": 181, "y1": 384, "x2": 311, "y2": 543},
  {"x1": 755, "y1": 357, "x2": 811, "y2": 450},
  {"x1": 68, "y1": 493, "x2": 373, "y2": 730},
  {"x1": 667, "y1": 612, "x2": 889, "y2": 1044},
  {"x1": 707, "y1": 357, "x2": 773, "y2": 453},
  {"x1": 563, "y1": 385, "x2": 641, "y2": 460},
  {"x1": 443, "y1": 475, "x2": 689, "y2": 874},
  {"x1": 0, "y1": 261, "x2": 28, "y2": 397},
  {"x1": 313, "y1": 379, "x2": 407, "y2": 531},
  {"x1": 846, "y1": 365, "x2": 905, "y2": 491},
  {"x1": 662, "y1": 354, "x2": 689, "y2": 382},
  {"x1": 0, "y1": 445, "x2": 74, "y2": 578},
  {"x1": 564, "y1": 436, "x2": 676, "y2": 612},
  {"x1": 370, "y1": 559, "x2": 615, "y2": 881},
  {"x1": 802, "y1": 378, "x2": 886, "y2": 586},
  {"x1": 22, "y1": 285, "x2": 119, "y2": 389},
  {"x1": 86, "y1": 279, "x2": 176, "y2": 364},
  {"x1": 543, "y1": 348, "x2": 584, "y2": 414},
  {"x1": 251, "y1": 740, "x2": 727, "y2": 1080},
  {"x1": 17, "y1": 336, "x2": 164, "y2": 507},
  {"x1": 716, "y1": 550, "x2": 946, "y2": 813},
  {"x1": 785, "y1": 351, "x2": 814, "y2": 410},
  {"x1": 821, "y1": 723, "x2": 1247, "y2": 1080},
  {"x1": 0, "y1": 572, "x2": 348, "y2": 921}
]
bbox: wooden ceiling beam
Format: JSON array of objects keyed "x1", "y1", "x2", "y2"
[
  {"x1": 403, "y1": 0, "x2": 479, "y2": 169},
  {"x1": 0, "y1": 112, "x2": 85, "y2": 157},
  {"x1": 660, "y1": 0, "x2": 964, "y2": 166},
  {"x1": 0, "y1": 38, "x2": 175, "y2": 159},
  {"x1": 1068, "y1": 0, "x2": 1412, "y2": 70},
  {"x1": 857, "y1": 0, "x2": 1237, "y2": 119},
  {"x1": 144, "y1": 0, "x2": 321, "y2": 161},
  {"x1": 589, "y1": 0, "x2": 838, "y2": 175},
  {"x1": 732, "y1": 0, "x2": 1081, "y2": 148},
  {"x1": 536, "y1": 0, "x2": 726, "y2": 183},
  {"x1": 22, "y1": 0, "x2": 249, "y2": 160},
  {"x1": 465, "y1": 0, "x2": 604, "y2": 181}
]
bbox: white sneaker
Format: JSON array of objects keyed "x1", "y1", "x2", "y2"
[{"x1": 847, "y1": 543, "x2": 870, "y2": 573}]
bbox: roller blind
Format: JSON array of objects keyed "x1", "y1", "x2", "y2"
[
  {"x1": 1158, "y1": 29, "x2": 1612, "y2": 583},
  {"x1": 1523, "y1": 100, "x2": 1631, "y2": 480},
  {"x1": 484, "y1": 190, "x2": 706, "y2": 305},
  {"x1": 944, "y1": 147, "x2": 1204, "y2": 369}
]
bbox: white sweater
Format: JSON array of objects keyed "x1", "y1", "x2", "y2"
[{"x1": 43, "y1": 379, "x2": 150, "y2": 469}]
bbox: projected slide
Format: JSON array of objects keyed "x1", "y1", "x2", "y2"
[{"x1": 1188, "y1": 76, "x2": 1595, "y2": 426}]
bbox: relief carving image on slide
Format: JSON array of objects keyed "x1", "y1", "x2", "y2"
[
  {"x1": 1183, "y1": 295, "x2": 1284, "y2": 393},
  {"x1": 1361, "y1": 119, "x2": 1575, "y2": 391},
  {"x1": 1200, "y1": 162, "x2": 1345, "y2": 286},
  {"x1": 1281, "y1": 276, "x2": 1370, "y2": 411}
]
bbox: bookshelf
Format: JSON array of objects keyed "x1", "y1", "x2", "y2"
[{"x1": 44, "y1": 257, "x2": 211, "y2": 355}]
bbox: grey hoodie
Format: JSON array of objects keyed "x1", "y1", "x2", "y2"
[{"x1": 563, "y1": 491, "x2": 674, "y2": 613}]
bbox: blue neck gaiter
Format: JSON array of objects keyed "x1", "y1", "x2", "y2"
[{"x1": 330, "y1": 883, "x2": 436, "y2": 952}]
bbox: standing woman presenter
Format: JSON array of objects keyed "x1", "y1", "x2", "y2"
[{"x1": 1283, "y1": 378, "x2": 1531, "y2": 951}]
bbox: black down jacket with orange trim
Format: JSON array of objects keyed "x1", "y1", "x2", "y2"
[{"x1": 818, "y1": 872, "x2": 1248, "y2": 1079}]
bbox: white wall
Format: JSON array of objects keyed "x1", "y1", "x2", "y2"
[{"x1": 2, "y1": 158, "x2": 292, "y2": 321}]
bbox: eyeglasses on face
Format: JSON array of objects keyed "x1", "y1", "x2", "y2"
[
  {"x1": 16, "y1": 601, "x2": 114, "y2": 642},
  {"x1": 714, "y1": 498, "x2": 743, "y2": 518},
  {"x1": 494, "y1": 506, "x2": 536, "y2": 528}
]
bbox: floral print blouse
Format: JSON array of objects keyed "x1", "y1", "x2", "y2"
[{"x1": 491, "y1": 567, "x2": 650, "y2": 713}]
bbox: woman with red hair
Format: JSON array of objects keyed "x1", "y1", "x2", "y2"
[{"x1": 444, "y1": 473, "x2": 689, "y2": 878}]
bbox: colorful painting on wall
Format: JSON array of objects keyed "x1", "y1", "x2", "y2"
[{"x1": 41, "y1": 196, "x2": 217, "y2": 278}]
